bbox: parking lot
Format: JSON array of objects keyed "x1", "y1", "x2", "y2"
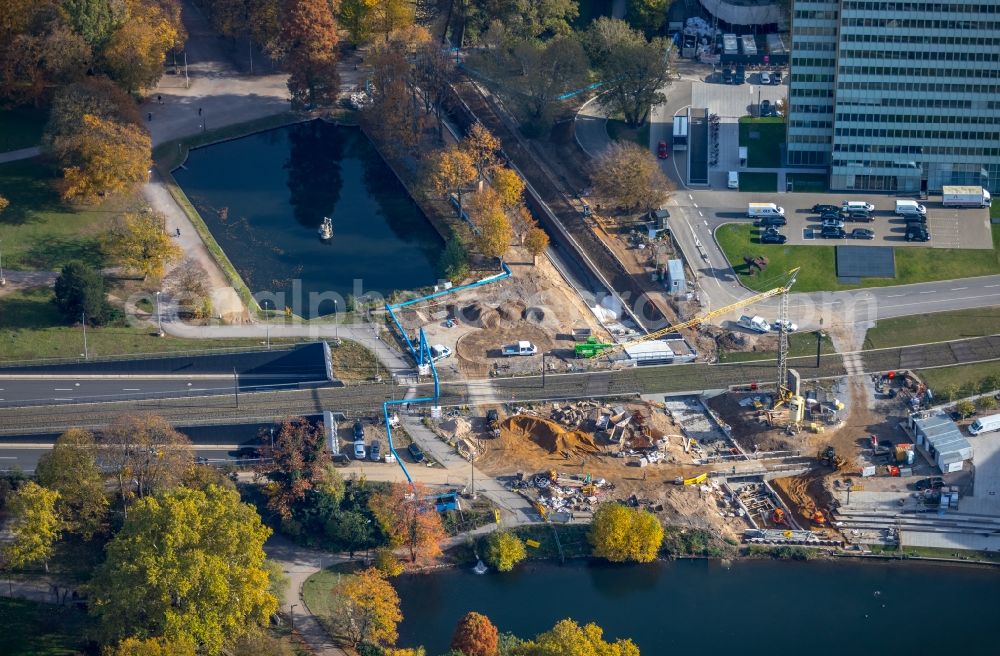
[{"x1": 733, "y1": 196, "x2": 993, "y2": 249}]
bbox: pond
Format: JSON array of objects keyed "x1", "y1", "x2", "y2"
[
  {"x1": 173, "y1": 121, "x2": 443, "y2": 318},
  {"x1": 394, "y1": 559, "x2": 1000, "y2": 653}
]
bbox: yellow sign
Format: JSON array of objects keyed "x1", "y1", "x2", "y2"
[
  {"x1": 493, "y1": 509, "x2": 501, "y2": 524},
  {"x1": 525, "y1": 539, "x2": 541, "y2": 549},
  {"x1": 683, "y1": 473, "x2": 709, "y2": 486}
]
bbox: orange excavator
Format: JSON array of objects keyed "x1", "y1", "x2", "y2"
[
  {"x1": 772, "y1": 508, "x2": 787, "y2": 525},
  {"x1": 813, "y1": 509, "x2": 827, "y2": 526}
]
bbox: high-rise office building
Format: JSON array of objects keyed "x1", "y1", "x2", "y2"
[{"x1": 787, "y1": 1, "x2": 1000, "y2": 193}]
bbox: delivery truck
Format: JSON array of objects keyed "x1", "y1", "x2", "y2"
[
  {"x1": 737, "y1": 315, "x2": 770, "y2": 333},
  {"x1": 969, "y1": 413, "x2": 1000, "y2": 436},
  {"x1": 941, "y1": 185, "x2": 991, "y2": 208},
  {"x1": 747, "y1": 203, "x2": 784, "y2": 218}
]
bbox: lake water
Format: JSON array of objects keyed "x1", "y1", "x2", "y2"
[
  {"x1": 395, "y1": 559, "x2": 1000, "y2": 654},
  {"x1": 173, "y1": 121, "x2": 443, "y2": 317}
]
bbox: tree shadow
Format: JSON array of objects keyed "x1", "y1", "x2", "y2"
[{"x1": 23, "y1": 235, "x2": 105, "y2": 271}]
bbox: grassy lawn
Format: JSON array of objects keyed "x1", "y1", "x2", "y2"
[
  {"x1": 328, "y1": 338, "x2": 389, "y2": 383},
  {"x1": 302, "y1": 563, "x2": 366, "y2": 639},
  {"x1": 0, "y1": 597, "x2": 91, "y2": 656},
  {"x1": 738, "y1": 172, "x2": 778, "y2": 192},
  {"x1": 606, "y1": 118, "x2": 651, "y2": 149},
  {"x1": 865, "y1": 308, "x2": 1000, "y2": 350},
  {"x1": 738, "y1": 116, "x2": 785, "y2": 168},
  {"x1": 0, "y1": 107, "x2": 47, "y2": 152},
  {"x1": 786, "y1": 172, "x2": 828, "y2": 193},
  {"x1": 716, "y1": 223, "x2": 1000, "y2": 293},
  {"x1": 918, "y1": 362, "x2": 1000, "y2": 396},
  {"x1": 867, "y1": 543, "x2": 1000, "y2": 563},
  {"x1": 719, "y1": 331, "x2": 836, "y2": 363},
  {"x1": 0, "y1": 159, "x2": 143, "y2": 271}
]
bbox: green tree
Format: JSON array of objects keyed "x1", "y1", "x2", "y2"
[
  {"x1": 35, "y1": 428, "x2": 108, "y2": 539},
  {"x1": 517, "y1": 618, "x2": 640, "y2": 656},
  {"x1": 591, "y1": 141, "x2": 670, "y2": 211},
  {"x1": 510, "y1": 35, "x2": 588, "y2": 134},
  {"x1": 586, "y1": 17, "x2": 671, "y2": 128},
  {"x1": 366, "y1": 0, "x2": 414, "y2": 41},
  {"x1": 280, "y1": 0, "x2": 340, "y2": 109},
  {"x1": 438, "y1": 235, "x2": 470, "y2": 284},
  {"x1": 90, "y1": 485, "x2": 277, "y2": 654},
  {"x1": 955, "y1": 399, "x2": 976, "y2": 419},
  {"x1": 483, "y1": 530, "x2": 527, "y2": 572},
  {"x1": 53, "y1": 261, "x2": 115, "y2": 325},
  {"x1": 980, "y1": 375, "x2": 1000, "y2": 394},
  {"x1": 628, "y1": 0, "x2": 669, "y2": 35},
  {"x1": 62, "y1": 0, "x2": 127, "y2": 49},
  {"x1": 451, "y1": 611, "x2": 499, "y2": 656},
  {"x1": 107, "y1": 636, "x2": 197, "y2": 656},
  {"x1": 257, "y1": 416, "x2": 331, "y2": 519},
  {"x1": 3, "y1": 482, "x2": 61, "y2": 573},
  {"x1": 588, "y1": 503, "x2": 663, "y2": 563},
  {"x1": 976, "y1": 395, "x2": 997, "y2": 411},
  {"x1": 329, "y1": 567, "x2": 402, "y2": 648},
  {"x1": 325, "y1": 509, "x2": 372, "y2": 557},
  {"x1": 103, "y1": 209, "x2": 182, "y2": 280}
]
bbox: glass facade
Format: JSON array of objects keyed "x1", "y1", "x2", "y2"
[{"x1": 787, "y1": 0, "x2": 1000, "y2": 192}]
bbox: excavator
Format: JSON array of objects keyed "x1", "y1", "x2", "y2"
[
  {"x1": 573, "y1": 268, "x2": 801, "y2": 359},
  {"x1": 819, "y1": 445, "x2": 847, "y2": 470},
  {"x1": 772, "y1": 507, "x2": 787, "y2": 526}
]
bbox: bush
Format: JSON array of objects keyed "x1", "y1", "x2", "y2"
[
  {"x1": 53, "y1": 262, "x2": 117, "y2": 326},
  {"x1": 482, "y1": 530, "x2": 527, "y2": 572},
  {"x1": 438, "y1": 236, "x2": 470, "y2": 284}
]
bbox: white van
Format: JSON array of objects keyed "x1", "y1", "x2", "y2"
[
  {"x1": 969, "y1": 413, "x2": 1000, "y2": 436},
  {"x1": 728, "y1": 171, "x2": 739, "y2": 189},
  {"x1": 747, "y1": 202, "x2": 784, "y2": 218},
  {"x1": 842, "y1": 200, "x2": 875, "y2": 212},
  {"x1": 895, "y1": 200, "x2": 927, "y2": 216}
]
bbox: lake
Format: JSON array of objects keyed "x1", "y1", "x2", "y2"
[
  {"x1": 173, "y1": 121, "x2": 443, "y2": 318},
  {"x1": 395, "y1": 559, "x2": 1000, "y2": 653}
]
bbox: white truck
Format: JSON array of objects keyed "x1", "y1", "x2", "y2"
[
  {"x1": 895, "y1": 200, "x2": 926, "y2": 216},
  {"x1": 941, "y1": 185, "x2": 992, "y2": 208},
  {"x1": 501, "y1": 341, "x2": 538, "y2": 356},
  {"x1": 737, "y1": 315, "x2": 770, "y2": 333},
  {"x1": 747, "y1": 203, "x2": 784, "y2": 218},
  {"x1": 969, "y1": 413, "x2": 1000, "y2": 436}
]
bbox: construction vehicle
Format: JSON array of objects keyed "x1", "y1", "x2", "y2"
[
  {"x1": 819, "y1": 445, "x2": 846, "y2": 470},
  {"x1": 574, "y1": 268, "x2": 800, "y2": 359},
  {"x1": 772, "y1": 507, "x2": 787, "y2": 525},
  {"x1": 812, "y1": 510, "x2": 827, "y2": 525}
]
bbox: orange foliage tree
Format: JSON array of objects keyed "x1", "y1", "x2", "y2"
[
  {"x1": 279, "y1": 0, "x2": 339, "y2": 109},
  {"x1": 451, "y1": 611, "x2": 500, "y2": 656},
  {"x1": 53, "y1": 113, "x2": 151, "y2": 203},
  {"x1": 368, "y1": 482, "x2": 446, "y2": 563}
]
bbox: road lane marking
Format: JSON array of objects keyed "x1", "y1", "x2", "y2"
[
  {"x1": 54, "y1": 388, "x2": 73, "y2": 391},
  {"x1": 887, "y1": 294, "x2": 905, "y2": 298},
  {"x1": 692, "y1": 203, "x2": 698, "y2": 208},
  {"x1": 698, "y1": 211, "x2": 704, "y2": 217},
  {"x1": 919, "y1": 291, "x2": 935, "y2": 294},
  {"x1": 122, "y1": 388, "x2": 141, "y2": 391},
  {"x1": 951, "y1": 287, "x2": 967, "y2": 291},
  {"x1": 703, "y1": 220, "x2": 709, "y2": 226},
  {"x1": 986, "y1": 284, "x2": 1000, "y2": 288}
]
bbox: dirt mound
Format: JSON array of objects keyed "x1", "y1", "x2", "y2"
[
  {"x1": 497, "y1": 300, "x2": 526, "y2": 321},
  {"x1": 460, "y1": 302, "x2": 499, "y2": 327},
  {"x1": 438, "y1": 417, "x2": 472, "y2": 440},
  {"x1": 500, "y1": 415, "x2": 601, "y2": 455},
  {"x1": 772, "y1": 472, "x2": 835, "y2": 522}
]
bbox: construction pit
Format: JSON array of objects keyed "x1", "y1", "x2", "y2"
[{"x1": 430, "y1": 399, "x2": 755, "y2": 540}]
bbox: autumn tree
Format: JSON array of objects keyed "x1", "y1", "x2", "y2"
[
  {"x1": 35, "y1": 428, "x2": 108, "y2": 539},
  {"x1": 0, "y1": 12, "x2": 91, "y2": 106},
  {"x1": 591, "y1": 141, "x2": 670, "y2": 212},
  {"x1": 53, "y1": 261, "x2": 116, "y2": 325},
  {"x1": 955, "y1": 399, "x2": 976, "y2": 419},
  {"x1": 373, "y1": 547, "x2": 404, "y2": 577},
  {"x1": 464, "y1": 0, "x2": 578, "y2": 39},
  {"x1": 368, "y1": 482, "x2": 446, "y2": 563},
  {"x1": 518, "y1": 619, "x2": 640, "y2": 656},
  {"x1": 107, "y1": 636, "x2": 197, "y2": 656},
  {"x1": 586, "y1": 17, "x2": 672, "y2": 128},
  {"x1": 451, "y1": 611, "x2": 499, "y2": 656},
  {"x1": 165, "y1": 257, "x2": 213, "y2": 319},
  {"x1": 99, "y1": 413, "x2": 193, "y2": 515},
  {"x1": 257, "y1": 416, "x2": 331, "y2": 519},
  {"x1": 280, "y1": 0, "x2": 340, "y2": 109},
  {"x1": 492, "y1": 167, "x2": 525, "y2": 211},
  {"x1": 103, "y1": 209, "x2": 182, "y2": 280},
  {"x1": 45, "y1": 76, "x2": 141, "y2": 142},
  {"x1": 424, "y1": 146, "x2": 477, "y2": 216},
  {"x1": 338, "y1": 0, "x2": 375, "y2": 45},
  {"x1": 3, "y1": 482, "x2": 61, "y2": 573},
  {"x1": 482, "y1": 529, "x2": 526, "y2": 572},
  {"x1": 362, "y1": 31, "x2": 427, "y2": 155},
  {"x1": 463, "y1": 122, "x2": 501, "y2": 182},
  {"x1": 588, "y1": 504, "x2": 664, "y2": 563},
  {"x1": 90, "y1": 485, "x2": 277, "y2": 654},
  {"x1": 100, "y1": 0, "x2": 179, "y2": 92},
  {"x1": 509, "y1": 35, "x2": 588, "y2": 134},
  {"x1": 367, "y1": 0, "x2": 415, "y2": 41},
  {"x1": 329, "y1": 567, "x2": 402, "y2": 648},
  {"x1": 524, "y1": 227, "x2": 550, "y2": 265},
  {"x1": 52, "y1": 112, "x2": 151, "y2": 203},
  {"x1": 62, "y1": 0, "x2": 127, "y2": 49},
  {"x1": 413, "y1": 39, "x2": 455, "y2": 140},
  {"x1": 468, "y1": 187, "x2": 512, "y2": 262},
  {"x1": 511, "y1": 205, "x2": 537, "y2": 245}
]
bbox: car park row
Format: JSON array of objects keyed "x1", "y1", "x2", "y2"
[{"x1": 748, "y1": 199, "x2": 931, "y2": 244}]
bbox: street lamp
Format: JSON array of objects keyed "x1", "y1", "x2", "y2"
[
  {"x1": 155, "y1": 291, "x2": 164, "y2": 337},
  {"x1": 290, "y1": 604, "x2": 297, "y2": 630},
  {"x1": 815, "y1": 330, "x2": 827, "y2": 368},
  {"x1": 333, "y1": 299, "x2": 338, "y2": 340},
  {"x1": 262, "y1": 299, "x2": 270, "y2": 349},
  {"x1": 0, "y1": 239, "x2": 5, "y2": 286},
  {"x1": 82, "y1": 311, "x2": 88, "y2": 360}
]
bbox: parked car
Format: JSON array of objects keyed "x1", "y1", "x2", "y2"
[
  {"x1": 352, "y1": 420, "x2": 365, "y2": 441},
  {"x1": 408, "y1": 442, "x2": 425, "y2": 462},
  {"x1": 760, "y1": 71, "x2": 771, "y2": 85},
  {"x1": 353, "y1": 441, "x2": 366, "y2": 459},
  {"x1": 369, "y1": 440, "x2": 381, "y2": 462},
  {"x1": 772, "y1": 71, "x2": 782, "y2": 85},
  {"x1": 760, "y1": 99, "x2": 772, "y2": 116},
  {"x1": 915, "y1": 477, "x2": 945, "y2": 491},
  {"x1": 905, "y1": 226, "x2": 930, "y2": 242},
  {"x1": 822, "y1": 218, "x2": 845, "y2": 229},
  {"x1": 757, "y1": 215, "x2": 787, "y2": 227},
  {"x1": 773, "y1": 319, "x2": 798, "y2": 333},
  {"x1": 760, "y1": 230, "x2": 786, "y2": 244},
  {"x1": 820, "y1": 226, "x2": 847, "y2": 239},
  {"x1": 657, "y1": 141, "x2": 669, "y2": 159},
  {"x1": 843, "y1": 210, "x2": 873, "y2": 222},
  {"x1": 851, "y1": 228, "x2": 875, "y2": 239},
  {"x1": 812, "y1": 204, "x2": 839, "y2": 214},
  {"x1": 430, "y1": 344, "x2": 452, "y2": 362},
  {"x1": 842, "y1": 201, "x2": 875, "y2": 212}
]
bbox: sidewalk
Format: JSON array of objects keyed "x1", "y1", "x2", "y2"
[{"x1": 0, "y1": 146, "x2": 40, "y2": 164}]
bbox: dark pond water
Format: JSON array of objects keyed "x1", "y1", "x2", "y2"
[
  {"x1": 173, "y1": 121, "x2": 443, "y2": 317},
  {"x1": 395, "y1": 559, "x2": 1000, "y2": 654}
]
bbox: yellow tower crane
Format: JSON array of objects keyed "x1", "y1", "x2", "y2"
[{"x1": 574, "y1": 268, "x2": 801, "y2": 364}]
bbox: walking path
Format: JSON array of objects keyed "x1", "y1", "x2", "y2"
[{"x1": 0, "y1": 146, "x2": 40, "y2": 164}]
